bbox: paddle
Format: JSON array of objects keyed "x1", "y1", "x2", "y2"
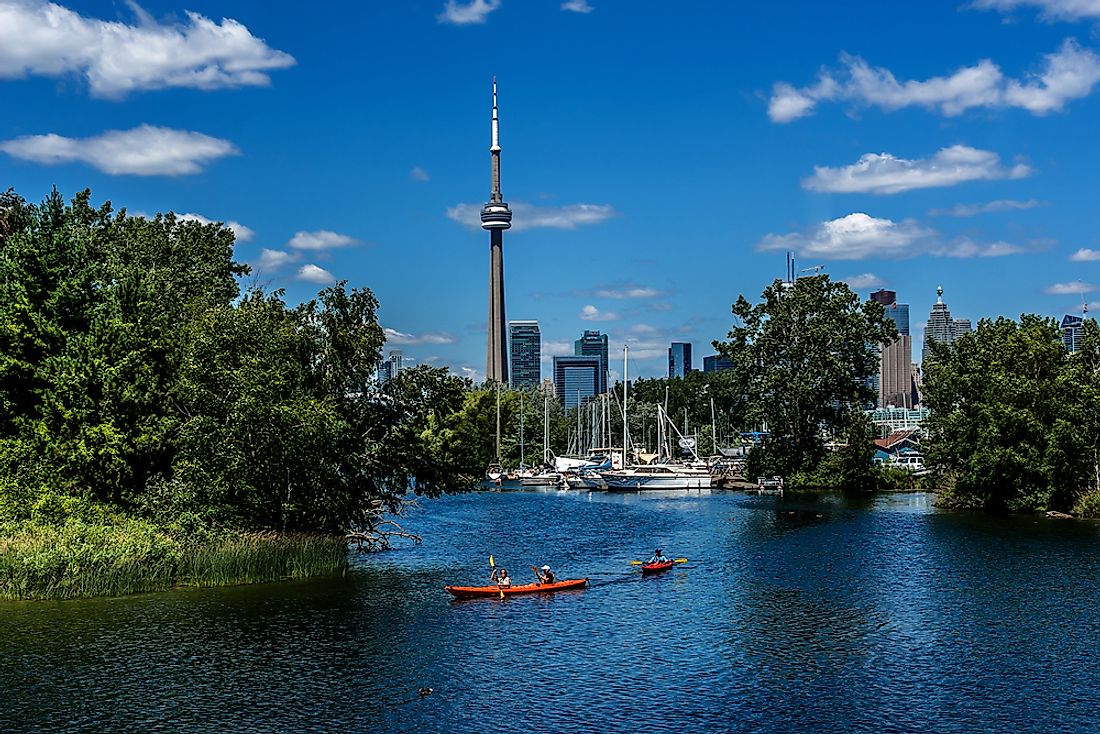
[
  {"x1": 629, "y1": 558, "x2": 688, "y2": 565},
  {"x1": 489, "y1": 555, "x2": 504, "y2": 600}
]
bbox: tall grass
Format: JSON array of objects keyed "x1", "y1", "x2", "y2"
[{"x1": 0, "y1": 521, "x2": 348, "y2": 600}]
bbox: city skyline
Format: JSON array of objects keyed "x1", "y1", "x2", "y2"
[{"x1": 1, "y1": 1, "x2": 1098, "y2": 380}]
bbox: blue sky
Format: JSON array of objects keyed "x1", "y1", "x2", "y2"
[{"x1": 2, "y1": 0, "x2": 1099, "y2": 379}]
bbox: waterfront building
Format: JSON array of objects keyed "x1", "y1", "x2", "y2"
[
  {"x1": 703, "y1": 354, "x2": 733, "y2": 372},
  {"x1": 508, "y1": 320, "x2": 541, "y2": 388},
  {"x1": 482, "y1": 78, "x2": 512, "y2": 384},
  {"x1": 1061, "y1": 315, "x2": 1084, "y2": 353},
  {"x1": 574, "y1": 330, "x2": 609, "y2": 394},
  {"x1": 867, "y1": 406, "x2": 930, "y2": 436},
  {"x1": 553, "y1": 356, "x2": 602, "y2": 409},
  {"x1": 872, "y1": 290, "x2": 913, "y2": 408},
  {"x1": 668, "y1": 342, "x2": 692, "y2": 378}
]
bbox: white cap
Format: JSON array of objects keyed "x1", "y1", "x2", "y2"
[{"x1": 541, "y1": 565, "x2": 550, "y2": 570}]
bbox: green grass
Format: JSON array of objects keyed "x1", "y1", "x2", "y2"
[{"x1": 0, "y1": 520, "x2": 348, "y2": 600}]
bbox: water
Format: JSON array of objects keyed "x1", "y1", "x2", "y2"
[{"x1": 3, "y1": 490, "x2": 1100, "y2": 734}]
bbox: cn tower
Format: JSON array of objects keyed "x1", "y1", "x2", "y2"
[{"x1": 482, "y1": 77, "x2": 512, "y2": 383}]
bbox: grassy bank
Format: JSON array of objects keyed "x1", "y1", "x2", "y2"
[{"x1": 0, "y1": 519, "x2": 348, "y2": 600}]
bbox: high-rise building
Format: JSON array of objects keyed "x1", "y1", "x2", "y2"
[
  {"x1": 377, "y1": 350, "x2": 402, "y2": 383},
  {"x1": 925, "y1": 286, "x2": 956, "y2": 354},
  {"x1": 1062, "y1": 314, "x2": 1085, "y2": 352},
  {"x1": 574, "y1": 330, "x2": 609, "y2": 394},
  {"x1": 954, "y1": 319, "x2": 972, "y2": 337},
  {"x1": 872, "y1": 290, "x2": 913, "y2": 408},
  {"x1": 703, "y1": 354, "x2": 734, "y2": 372},
  {"x1": 553, "y1": 356, "x2": 602, "y2": 409},
  {"x1": 668, "y1": 342, "x2": 692, "y2": 378},
  {"x1": 508, "y1": 320, "x2": 541, "y2": 388},
  {"x1": 482, "y1": 78, "x2": 512, "y2": 384}
]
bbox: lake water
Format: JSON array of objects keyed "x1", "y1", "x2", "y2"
[{"x1": 3, "y1": 490, "x2": 1100, "y2": 733}]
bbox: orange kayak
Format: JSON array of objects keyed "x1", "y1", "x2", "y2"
[
  {"x1": 641, "y1": 560, "x2": 674, "y2": 573},
  {"x1": 445, "y1": 578, "x2": 588, "y2": 599}
]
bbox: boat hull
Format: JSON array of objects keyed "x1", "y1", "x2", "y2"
[
  {"x1": 445, "y1": 578, "x2": 588, "y2": 599},
  {"x1": 600, "y1": 474, "x2": 712, "y2": 490},
  {"x1": 641, "y1": 561, "x2": 674, "y2": 574}
]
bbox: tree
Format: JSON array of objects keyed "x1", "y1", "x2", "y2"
[
  {"x1": 923, "y1": 315, "x2": 1100, "y2": 514},
  {"x1": 715, "y1": 275, "x2": 896, "y2": 480}
]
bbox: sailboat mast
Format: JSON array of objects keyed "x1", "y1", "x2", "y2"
[
  {"x1": 623, "y1": 344, "x2": 629, "y2": 468},
  {"x1": 544, "y1": 395, "x2": 550, "y2": 465},
  {"x1": 495, "y1": 382, "x2": 501, "y2": 465},
  {"x1": 519, "y1": 392, "x2": 525, "y2": 467}
]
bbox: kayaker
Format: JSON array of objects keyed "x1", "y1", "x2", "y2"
[
  {"x1": 648, "y1": 549, "x2": 669, "y2": 564},
  {"x1": 536, "y1": 565, "x2": 555, "y2": 584},
  {"x1": 491, "y1": 568, "x2": 511, "y2": 588}
]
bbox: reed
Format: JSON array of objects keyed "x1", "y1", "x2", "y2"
[{"x1": 0, "y1": 521, "x2": 348, "y2": 600}]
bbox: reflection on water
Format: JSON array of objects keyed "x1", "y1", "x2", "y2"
[{"x1": 2, "y1": 491, "x2": 1099, "y2": 734}]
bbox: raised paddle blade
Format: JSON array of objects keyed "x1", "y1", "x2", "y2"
[
  {"x1": 489, "y1": 555, "x2": 495, "y2": 568},
  {"x1": 674, "y1": 558, "x2": 688, "y2": 563},
  {"x1": 629, "y1": 560, "x2": 644, "y2": 565}
]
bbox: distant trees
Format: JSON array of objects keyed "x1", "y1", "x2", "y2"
[
  {"x1": 922, "y1": 315, "x2": 1100, "y2": 515},
  {"x1": 715, "y1": 275, "x2": 896, "y2": 485},
  {"x1": 0, "y1": 189, "x2": 471, "y2": 533}
]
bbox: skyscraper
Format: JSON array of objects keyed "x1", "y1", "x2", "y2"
[
  {"x1": 954, "y1": 319, "x2": 972, "y2": 338},
  {"x1": 377, "y1": 350, "x2": 403, "y2": 383},
  {"x1": 668, "y1": 342, "x2": 692, "y2": 378},
  {"x1": 924, "y1": 286, "x2": 956, "y2": 354},
  {"x1": 872, "y1": 290, "x2": 913, "y2": 408},
  {"x1": 482, "y1": 78, "x2": 512, "y2": 384},
  {"x1": 1062, "y1": 314, "x2": 1085, "y2": 352},
  {"x1": 703, "y1": 354, "x2": 734, "y2": 372},
  {"x1": 553, "y1": 356, "x2": 602, "y2": 409},
  {"x1": 509, "y1": 320, "x2": 541, "y2": 388},
  {"x1": 574, "y1": 330, "x2": 609, "y2": 394}
]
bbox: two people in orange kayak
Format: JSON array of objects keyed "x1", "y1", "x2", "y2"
[{"x1": 648, "y1": 549, "x2": 669, "y2": 564}]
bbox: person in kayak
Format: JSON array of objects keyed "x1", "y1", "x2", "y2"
[
  {"x1": 648, "y1": 549, "x2": 669, "y2": 564},
  {"x1": 491, "y1": 568, "x2": 511, "y2": 588},
  {"x1": 536, "y1": 565, "x2": 556, "y2": 584}
]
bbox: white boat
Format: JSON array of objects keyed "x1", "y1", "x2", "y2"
[{"x1": 600, "y1": 463, "x2": 713, "y2": 491}]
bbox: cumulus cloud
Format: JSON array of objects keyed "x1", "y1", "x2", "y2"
[
  {"x1": 803, "y1": 145, "x2": 1031, "y2": 195},
  {"x1": 756, "y1": 212, "x2": 1029, "y2": 260},
  {"x1": 1045, "y1": 280, "x2": 1097, "y2": 294},
  {"x1": 0, "y1": 124, "x2": 237, "y2": 175},
  {"x1": 383, "y1": 327, "x2": 458, "y2": 345},
  {"x1": 446, "y1": 201, "x2": 618, "y2": 231},
  {"x1": 0, "y1": 0, "x2": 294, "y2": 98},
  {"x1": 562, "y1": 0, "x2": 594, "y2": 12},
  {"x1": 593, "y1": 284, "x2": 665, "y2": 299},
  {"x1": 287, "y1": 230, "x2": 360, "y2": 250},
  {"x1": 297, "y1": 264, "x2": 336, "y2": 284},
  {"x1": 255, "y1": 248, "x2": 297, "y2": 271},
  {"x1": 929, "y1": 199, "x2": 1044, "y2": 217},
  {"x1": 768, "y1": 39, "x2": 1100, "y2": 122},
  {"x1": 1069, "y1": 247, "x2": 1100, "y2": 261},
  {"x1": 580, "y1": 304, "x2": 620, "y2": 321},
  {"x1": 540, "y1": 340, "x2": 574, "y2": 361},
  {"x1": 409, "y1": 166, "x2": 430, "y2": 182},
  {"x1": 842, "y1": 273, "x2": 887, "y2": 290},
  {"x1": 176, "y1": 212, "x2": 254, "y2": 242},
  {"x1": 971, "y1": 0, "x2": 1100, "y2": 21},
  {"x1": 437, "y1": 0, "x2": 500, "y2": 24}
]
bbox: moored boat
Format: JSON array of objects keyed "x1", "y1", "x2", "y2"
[
  {"x1": 600, "y1": 464, "x2": 713, "y2": 490},
  {"x1": 445, "y1": 578, "x2": 588, "y2": 599},
  {"x1": 641, "y1": 560, "x2": 674, "y2": 573}
]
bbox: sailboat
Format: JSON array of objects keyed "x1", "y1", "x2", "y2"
[{"x1": 518, "y1": 396, "x2": 564, "y2": 487}]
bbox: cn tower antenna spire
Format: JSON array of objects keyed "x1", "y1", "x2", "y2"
[{"x1": 482, "y1": 77, "x2": 512, "y2": 384}]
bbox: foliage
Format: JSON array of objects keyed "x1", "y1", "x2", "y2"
[
  {"x1": 0, "y1": 188, "x2": 472, "y2": 537},
  {"x1": 716, "y1": 275, "x2": 896, "y2": 479},
  {"x1": 923, "y1": 315, "x2": 1100, "y2": 514}
]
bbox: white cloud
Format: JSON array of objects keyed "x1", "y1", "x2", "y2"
[
  {"x1": 446, "y1": 201, "x2": 618, "y2": 231},
  {"x1": 297, "y1": 264, "x2": 336, "y2": 284},
  {"x1": 594, "y1": 284, "x2": 664, "y2": 299},
  {"x1": 580, "y1": 304, "x2": 620, "y2": 321},
  {"x1": 255, "y1": 248, "x2": 297, "y2": 272},
  {"x1": 0, "y1": 125, "x2": 237, "y2": 175},
  {"x1": 1045, "y1": 280, "x2": 1097, "y2": 294},
  {"x1": 540, "y1": 340, "x2": 574, "y2": 361},
  {"x1": 437, "y1": 0, "x2": 500, "y2": 24},
  {"x1": 757, "y1": 212, "x2": 1030, "y2": 260},
  {"x1": 562, "y1": 0, "x2": 594, "y2": 12},
  {"x1": 629, "y1": 323, "x2": 660, "y2": 335},
  {"x1": 383, "y1": 327, "x2": 458, "y2": 345},
  {"x1": 929, "y1": 199, "x2": 1044, "y2": 217},
  {"x1": 287, "y1": 230, "x2": 360, "y2": 250},
  {"x1": 769, "y1": 39, "x2": 1100, "y2": 122},
  {"x1": 803, "y1": 145, "x2": 1031, "y2": 195},
  {"x1": 1069, "y1": 247, "x2": 1100, "y2": 261},
  {"x1": 177, "y1": 212, "x2": 254, "y2": 242},
  {"x1": 410, "y1": 166, "x2": 430, "y2": 182},
  {"x1": 971, "y1": 0, "x2": 1100, "y2": 21},
  {"x1": 842, "y1": 273, "x2": 887, "y2": 290},
  {"x1": 0, "y1": 0, "x2": 294, "y2": 98}
]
